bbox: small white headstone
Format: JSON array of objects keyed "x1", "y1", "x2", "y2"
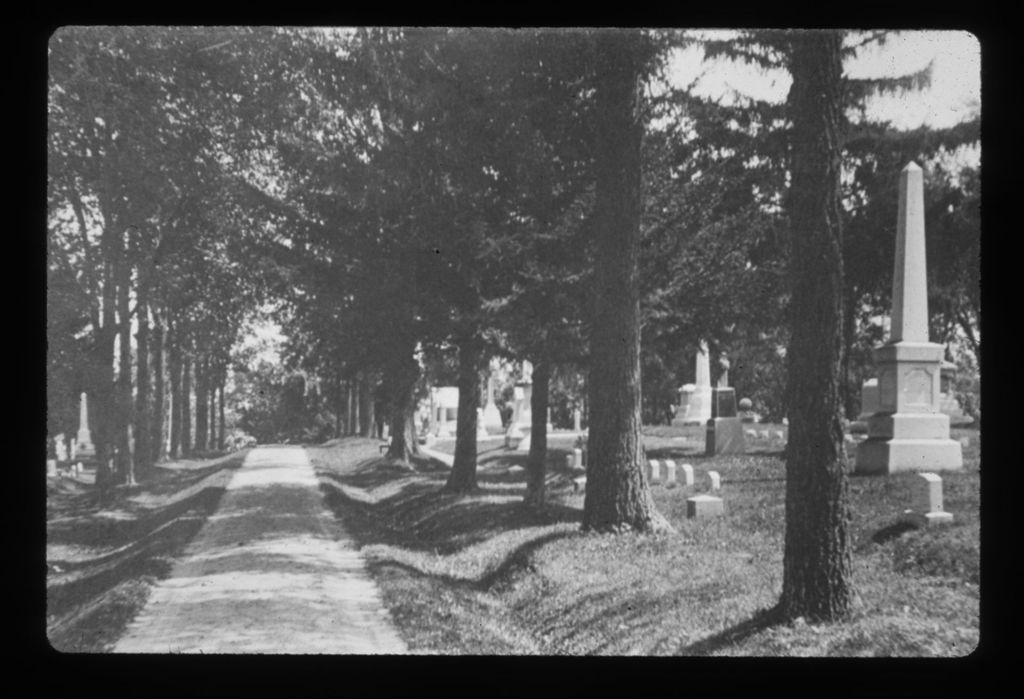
[
  {"x1": 914, "y1": 472, "x2": 944, "y2": 513},
  {"x1": 758, "y1": 430, "x2": 769, "y2": 439},
  {"x1": 680, "y1": 463, "x2": 694, "y2": 487},
  {"x1": 959, "y1": 437, "x2": 970, "y2": 448},
  {"x1": 663, "y1": 460, "x2": 677, "y2": 486},
  {"x1": 573, "y1": 475, "x2": 587, "y2": 493},
  {"x1": 844, "y1": 434, "x2": 855, "y2": 443},
  {"x1": 647, "y1": 459, "x2": 662, "y2": 484},
  {"x1": 773, "y1": 430, "x2": 784, "y2": 440},
  {"x1": 686, "y1": 494, "x2": 724, "y2": 518},
  {"x1": 708, "y1": 470, "x2": 721, "y2": 492},
  {"x1": 744, "y1": 429, "x2": 757, "y2": 438},
  {"x1": 47, "y1": 459, "x2": 57, "y2": 477}
]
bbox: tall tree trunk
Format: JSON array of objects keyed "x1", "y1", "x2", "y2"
[
  {"x1": 195, "y1": 358, "x2": 209, "y2": 455},
  {"x1": 353, "y1": 378, "x2": 361, "y2": 437},
  {"x1": 524, "y1": 359, "x2": 551, "y2": 509},
  {"x1": 168, "y1": 329, "x2": 182, "y2": 459},
  {"x1": 778, "y1": 29, "x2": 853, "y2": 623},
  {"x1": 334, "y1": 375, "x2": 343, "y2": 438},
  {"x1": 150, "y1": 312, "x2": 166, "y2": 464},
  {"x1": 115, "y1": 252, "x2": 134, "y2": 486},
  {"x1": 134, "y1": 294, "x2": 152, "y2": 478},
  {"x1": 582, "y1": 30, "x2": 670, "y2": 534},
  {"x1": 445, "y1": 335, "x2": 483, "y2": 493},
  {"x1": 181, "y1": 356, "x2": 192, "y2": 457},
  {"x1": 359, "y1": 372, "x2": 375, "y2": 437},
  {"x1": 346, "y1": 380, "x2": 356, "y2": 435},
  {"x1": 208, "y1": 366, "x2": 217, "y2": 451},
  {"x1": 218, "y1": 379, "x2": 226, "y2": 451},
  {"x1": 385, "y1": 353, "x2": 420, "y2": 463},
  {"x1": 840, "y1": 284, "x2": 857, "y2": 420}
]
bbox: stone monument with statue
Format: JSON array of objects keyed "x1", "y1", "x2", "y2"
[{"x1": 705, "y1": 353, "x2": 746, "y2": 455}]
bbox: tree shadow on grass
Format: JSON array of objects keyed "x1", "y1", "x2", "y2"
[
  {"x1": 365, "y1": 528, "x2": 580, "y2": 592},
  {"x1": 319, "y1": 477, "x2": 581, "y2": 556},
  {"x1": 678, "y1": 606, "x2": 783, "y2": 656}
]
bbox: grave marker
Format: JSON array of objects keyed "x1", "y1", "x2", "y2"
[
  {"x1": 912, "y1": 472, "x2": 953, "y2": 525},
  {"x1": 707, "y1": 470, "x2": 721, "y2": 492},
  {"x1": 680, "y1": 463, "x2": 694, "y2": 487},
  {"x1": 663, "y1": 460, "x2": 677, "y2": 486},
  {"x1": 686, "y1": 494, "x2": 724, "y2": 518}
]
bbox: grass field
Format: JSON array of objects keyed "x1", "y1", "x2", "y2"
[{"x1": 309, "y1": 424, "x2": 980, "y2": 656}]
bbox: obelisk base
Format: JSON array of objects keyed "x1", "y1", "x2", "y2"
[{"x1": 854, "y1": 436, "x2": 963, "y2": 475}]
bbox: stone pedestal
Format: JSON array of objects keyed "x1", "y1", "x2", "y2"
[
  {"x1": 854, "y1": 343, "x2": 963, "y2": 474},
  {"x1": 704, "y1": 387, "x2": 745, "y2": 456},
  {"x1": 855, "y1": 163, "x2": 962, "y2": 475}
]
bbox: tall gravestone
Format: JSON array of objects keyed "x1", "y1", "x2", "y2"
[
  {"x1": 76, "y1": 392, "x2": 95, "y2": 457},
  {"x1": 673, "y1": 342, "x2": 713, "y2": 426},
  {"x1": 705, "y1": 371, "x2": 746, "y2": 456},
  {"x1": 855, "y1": 163, "x2": 963, "y2": 474}
]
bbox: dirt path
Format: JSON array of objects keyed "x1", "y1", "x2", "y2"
[{"x1": 113, "y1": 446, "x2": 407, "y2": 654}]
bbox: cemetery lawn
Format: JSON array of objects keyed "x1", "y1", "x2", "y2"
[
  {"x1": 310, "y1": 426, "x2": 980, "y2": 656},
  {"x1": 45, "y1": 451, "x2": 249, "y2": 652}
]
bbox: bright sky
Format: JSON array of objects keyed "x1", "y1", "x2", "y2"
[{"x1": 669, "y1": 30, "x2": 981, "y2": 131}]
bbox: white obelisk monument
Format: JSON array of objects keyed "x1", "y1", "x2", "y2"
[
  {"x1": 76, "y1": 392, "x2": 95, "y2": 457},
  {"x1": 855, "y1": 163, "x2": 963, "y2": 474},
  {"x1": 674, "y1": 341, "x2": 713, "y2": 426}
]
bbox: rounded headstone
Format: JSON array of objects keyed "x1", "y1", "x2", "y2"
[{"x1": 739, "y1": 398, "x2": 752, "y2": 411}]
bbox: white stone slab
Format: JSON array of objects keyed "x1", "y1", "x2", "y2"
[
  {"x1": 647, "y1": 460, "x2": 662, "y2": 484},
  {"x1": 680, "y1": 463, "x2": 694, "y2": 487},
  {"x1": 707, "y1": 470, "x2": 721, "y2": 492},
  {"x1": 663, "y1": 460, "x2": 677, "y2": 486}
]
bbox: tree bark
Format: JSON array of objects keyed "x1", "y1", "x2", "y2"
[
  {"x1": 134, "y1": 294, "x2": 152, "y2": 478},
  {"x1": 115, "y1": 246, "x2": 134, "y2": 486},
  {"x1": 359, "y1": 372, "x2": 375, "y2": 437},
  {"x1": 195, "y1": 358, "x2": 209, "y2": 455},
  {"x1": 778, "y1": 29, "x2": 853, "y2": 623},
  {"x1": 150, "y1": 312, "x2": 166, "y2": 464},
  {"x1": 582, "y1": 30, "x2": 670, "y2": 534},
  {"x1": 346, "y1": 380, "x2": 356, "y2": 435},
  {"x1": 218, "y1": 379, "x2": 226, "y2": 451},
  {"x1": 445, "y1": 335, "x2": 483, "y2": 493},
  {"x1": 524, "y1": 358, "x2": 551, "y2": 509},
  {"x1": 181, "y1": 355, "x2": 192, "y2": 456},
  {"x1": 168, "y1": 328, "x2": 181, "y2": 459},
  {"x1": 385, "y1": 353, "x2": 420, "y2": 463},
  {"x1": 208, "y1": 365, "x2": 218, "y2": 451}
]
